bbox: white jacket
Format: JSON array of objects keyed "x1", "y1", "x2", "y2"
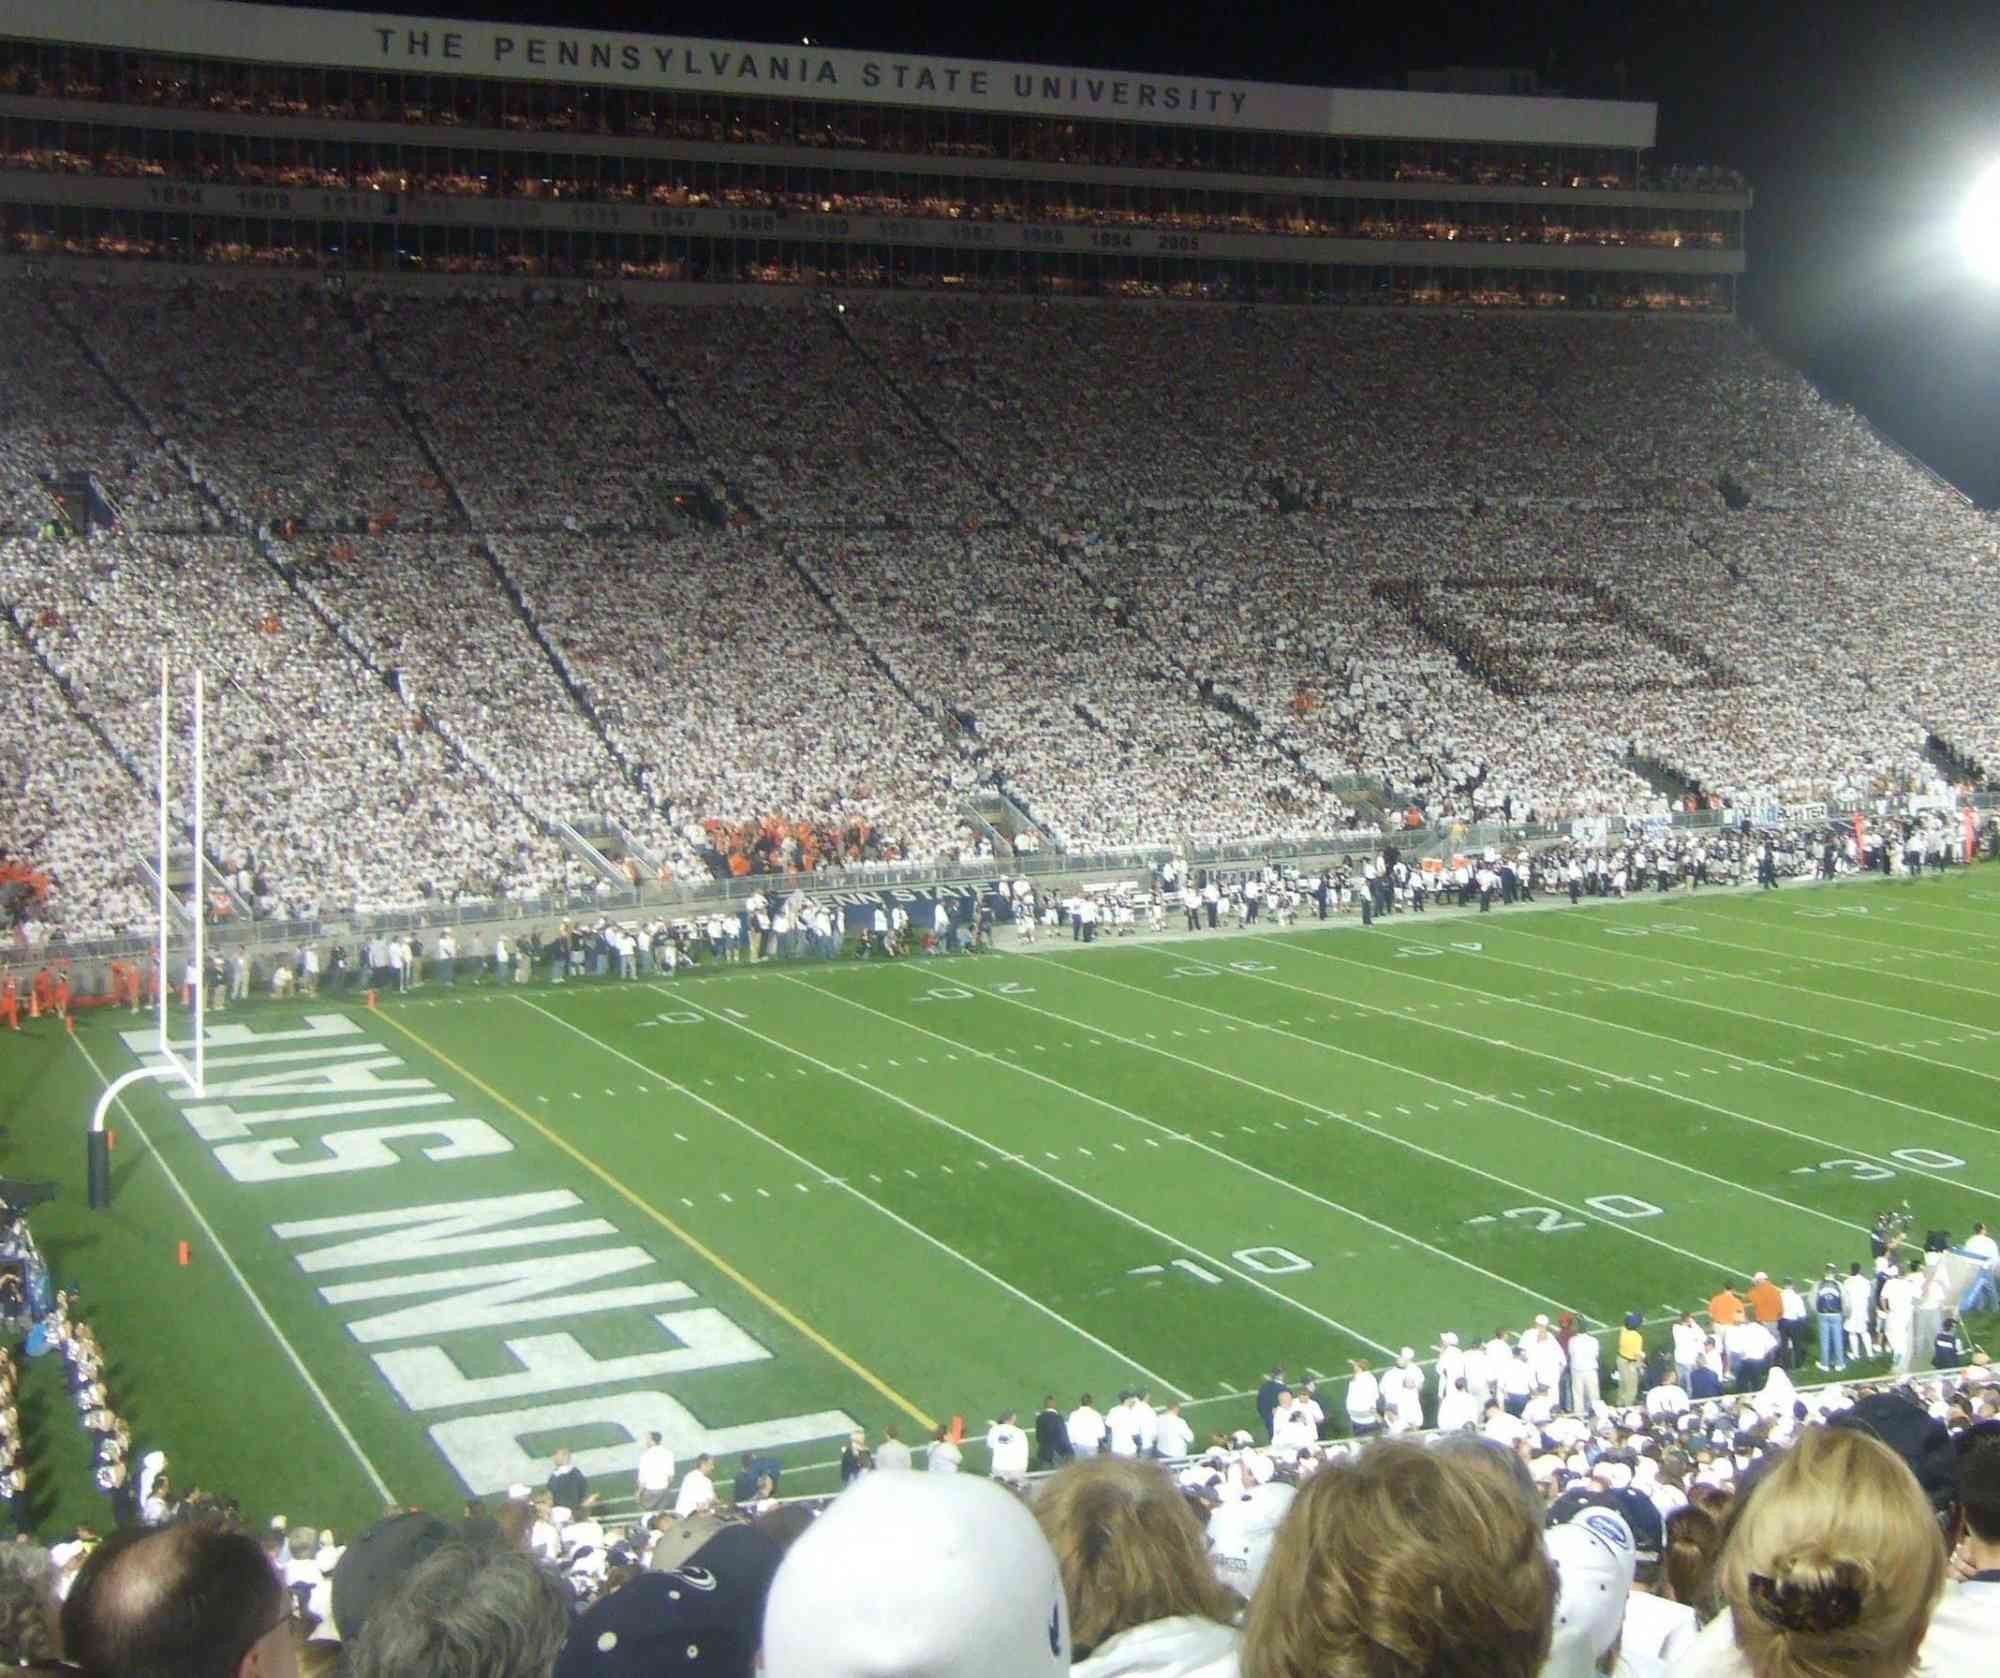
[{"x1": 1073, "y1": 1616, "x2": 1240, "y2": 1678}]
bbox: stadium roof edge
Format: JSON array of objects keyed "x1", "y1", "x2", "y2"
[{"x1": 5, "y1": 0, "x2": 1659, "y2": 150}]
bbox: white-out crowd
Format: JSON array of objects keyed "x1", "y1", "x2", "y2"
[{"x1": 1, "y1": 278, "x2": 1994, "y2": 943}]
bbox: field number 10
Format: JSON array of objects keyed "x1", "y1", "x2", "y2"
[{"x1": 1135, "y1": 1246, "x2": 1315, "y2": 1284}]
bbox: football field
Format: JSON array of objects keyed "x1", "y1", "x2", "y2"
[{"x1": 8, "y1": 866, "x2": 2000, "y2": 1535}]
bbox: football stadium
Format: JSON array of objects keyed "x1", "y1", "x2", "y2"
[{"x1": 1, "y1": 2, "x2": 1998, "y2": 1674}]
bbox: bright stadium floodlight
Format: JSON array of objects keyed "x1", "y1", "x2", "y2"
[{"x1": 1961, "y1": 161, "x2": 2000, "y2": 281}]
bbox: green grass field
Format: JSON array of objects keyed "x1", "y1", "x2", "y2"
[{"x1": 6, "y1": 865, "x2": 2000, "y2": 1537}]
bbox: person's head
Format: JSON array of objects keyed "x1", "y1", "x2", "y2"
[
  {"x1": 1241, "y1": 1439, "x2": 1556, "y2": 1678},
  {"x1": 283, "y1": 1527, "x2": 317, "y2": 1563},
  {"x1": 492, "y1": 1499, "x2": 535, "y2": 1553},
  {"x1": 1713, "y1": 1428, "x2": 1945, "y2": 1678},
  {"x1": 550, "y1": 1448, "x2": 571, "y2": 1470},
  {"x1": 348, "y1": 1543, "x2": 569, "y2": 1678},
  {"x1": 1663, "y1": 1505, "x2": 1721, "y2": 1607},
  {"x1": 63, "y1": 1522, "x2": 297, "y2": 1678},
  {"x1": 0, "y1": 1544, "x2": 57, "y2": 1667},
  {"x1": 1033, "y1": 1457, "x2": 1236, "y2": 1653},
  {"x1": 1956, "y1": 1436, "x2": 2000, "y2": 1563},
  {"x1": 761, "y1": 1472, "x2": 1067, "y2": 1678}
]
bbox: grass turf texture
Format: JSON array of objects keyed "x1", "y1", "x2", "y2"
[{"x1": 4, "y1": 865, "x2": 1999, "y2": 1537}]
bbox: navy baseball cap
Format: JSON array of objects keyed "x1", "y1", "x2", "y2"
[{"x1": 555, "y1": 1523, "x2": 783, "y2": 1678}]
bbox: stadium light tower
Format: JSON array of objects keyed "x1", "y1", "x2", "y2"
[{"x1": 1961, "y1": 160, "x2": 2000, "y2": 280}]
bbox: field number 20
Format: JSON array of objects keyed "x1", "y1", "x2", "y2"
[{"x1": 1488, "y1": 1195, "x2": 1663, "y2": 1233}]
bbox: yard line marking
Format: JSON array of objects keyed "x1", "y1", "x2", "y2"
[
  {"x1": 367, "y1": 1002, "x2": 938, "y2": 1431},
  {"x1": 783, "y1": 978, "x2": 1575, "y2": 1320},
  {"x1": 1658, "y1": 910, "x2": 2000, "y2": 1001},
  {"x1": 511, "y1": 993, "x2": 1199, "y2": 1397},
  {"x1": 1435, "y1": 923, "x2": 2000, "y2": 1134},
  {"x1": 734, "y1": 986, "x2": 1423, "y2": 1353},
  {"x1": 70, "y1": 1035, "x2": 395, "y2": 1505},
  {"x1": 1010, "y1": 953, "x2": 1788, "y2": 1278},
  {"x1": 1500, "y1": 919, "x2": 2000, "y2": 1064},
  {"x1": 1746, "y1": 910, "x2": 2000, "y2": 966},
  {"x1": 1254, "y1": 938, "x2": 1999, "y2": 1208}
]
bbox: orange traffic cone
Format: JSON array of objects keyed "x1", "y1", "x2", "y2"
[{"x1": 366, "y1": 989, "x2": 377, "y2": 1009}]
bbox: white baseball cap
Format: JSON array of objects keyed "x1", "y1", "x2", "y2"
[
  {"x1": 1439, "y1": 1332, "x2": 1459, "y2": 1347},
  {"x1": 1208, "y1": 1482, "x2": 1295, "y2": 1598},
  {"x1": 1542, "y1": 1508, "x2": 1636, "y2": 1678},
  {"x1": 761, "y1": 1471, "x2": 1068, "y2": 1678}
]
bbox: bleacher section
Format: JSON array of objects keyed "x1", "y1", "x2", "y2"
[{"x1": 1, "y1": 277, "x2": 1993, "y2": 943}]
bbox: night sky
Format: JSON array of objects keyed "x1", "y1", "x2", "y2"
[{"x1": 268, "y1": 0, "x2": 2000, "y2": 504}]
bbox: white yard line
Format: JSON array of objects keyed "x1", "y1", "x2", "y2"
[
  {"x1": 1251, "y1": 937, "x2": 2000, "y2": 1207},
  {"x1": 779, "y1": 972, "x2": 1575, "y2": 1321},
  {"x1": 68, "y1": 1033, "x2": 394, "y2": 1503},
  {"x1": 645, "y1": 985, "x2": 1395, "y2": 1358},
  {"x1": 1744, "y1": 909, "x2": 2000, "y2": 963},
  {"x1": 512, "y1": 996, "x2": 1196, "y2": 1399},
  {"x1": 982, "y1": 953, "x2": 1755, "y2": 1279},
  {"x1": 1667, "y1": 907, "x2": 2000, "y2": 1002},
  {"x1": 1361, "y1": 930, "x2": 2000, "y2": 1152},
  {"x1": 1496, "y1": 921, "x2": 2000, "y2": 1089},
  {"x1": 1130, "y1": 942, "x2": 1865, "y2": 1243}
]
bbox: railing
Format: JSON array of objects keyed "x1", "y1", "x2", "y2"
[{"x1": 13, "y1": 796, "x2": 1993, "y2": 980}]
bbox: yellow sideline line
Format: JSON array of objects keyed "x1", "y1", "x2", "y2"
[{"x1": 366, "y1": 1001, "x2": 936, "y2": 1431}]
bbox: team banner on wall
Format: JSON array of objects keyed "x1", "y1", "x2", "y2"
[{"x1": 10, "y1": 0, "x2": 1657, "y2": 147}]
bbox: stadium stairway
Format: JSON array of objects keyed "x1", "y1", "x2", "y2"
[
  {"x1": 343, "y1": 298, "x2": 477, "y2": 530},
  {"x1": 1926, "y1": 731, "x2": 1990, "y2": 790},
  {"x1": 838, "y1": 310, "x2": 1351, "y2": 835},
  {"x1": 40, "y1": 292, "x2": 232, "y2": 536},
  {"x1": 479, "y1": 540, "x2": 651, "y2": 800}
]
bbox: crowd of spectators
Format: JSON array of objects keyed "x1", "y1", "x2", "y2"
[
  {"x1": 2, "y1": 277, "x2": 1996, "y2": 939},
  {"x1": 0, "y1": 139, "x2": 1739, "y2": 256},
  {"x1": 0, "y1": 1311, "x2": 1993, "y2": 1678}
]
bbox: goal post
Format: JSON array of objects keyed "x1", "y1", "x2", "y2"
[{"x1": 90, "y1": 656, "x2": 206, "y2": 1209}]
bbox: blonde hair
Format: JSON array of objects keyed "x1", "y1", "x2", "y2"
[
  {"x1": 1241, "y1": 1439, "x2": 1555, "y2": 1678},
  {"x1": 1715, "y1": 1428, "x2": 1944, "y2": 1678},
  {"x1": 1032, "y1": 1457, "x2": 1237, "y2": 1654}
]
